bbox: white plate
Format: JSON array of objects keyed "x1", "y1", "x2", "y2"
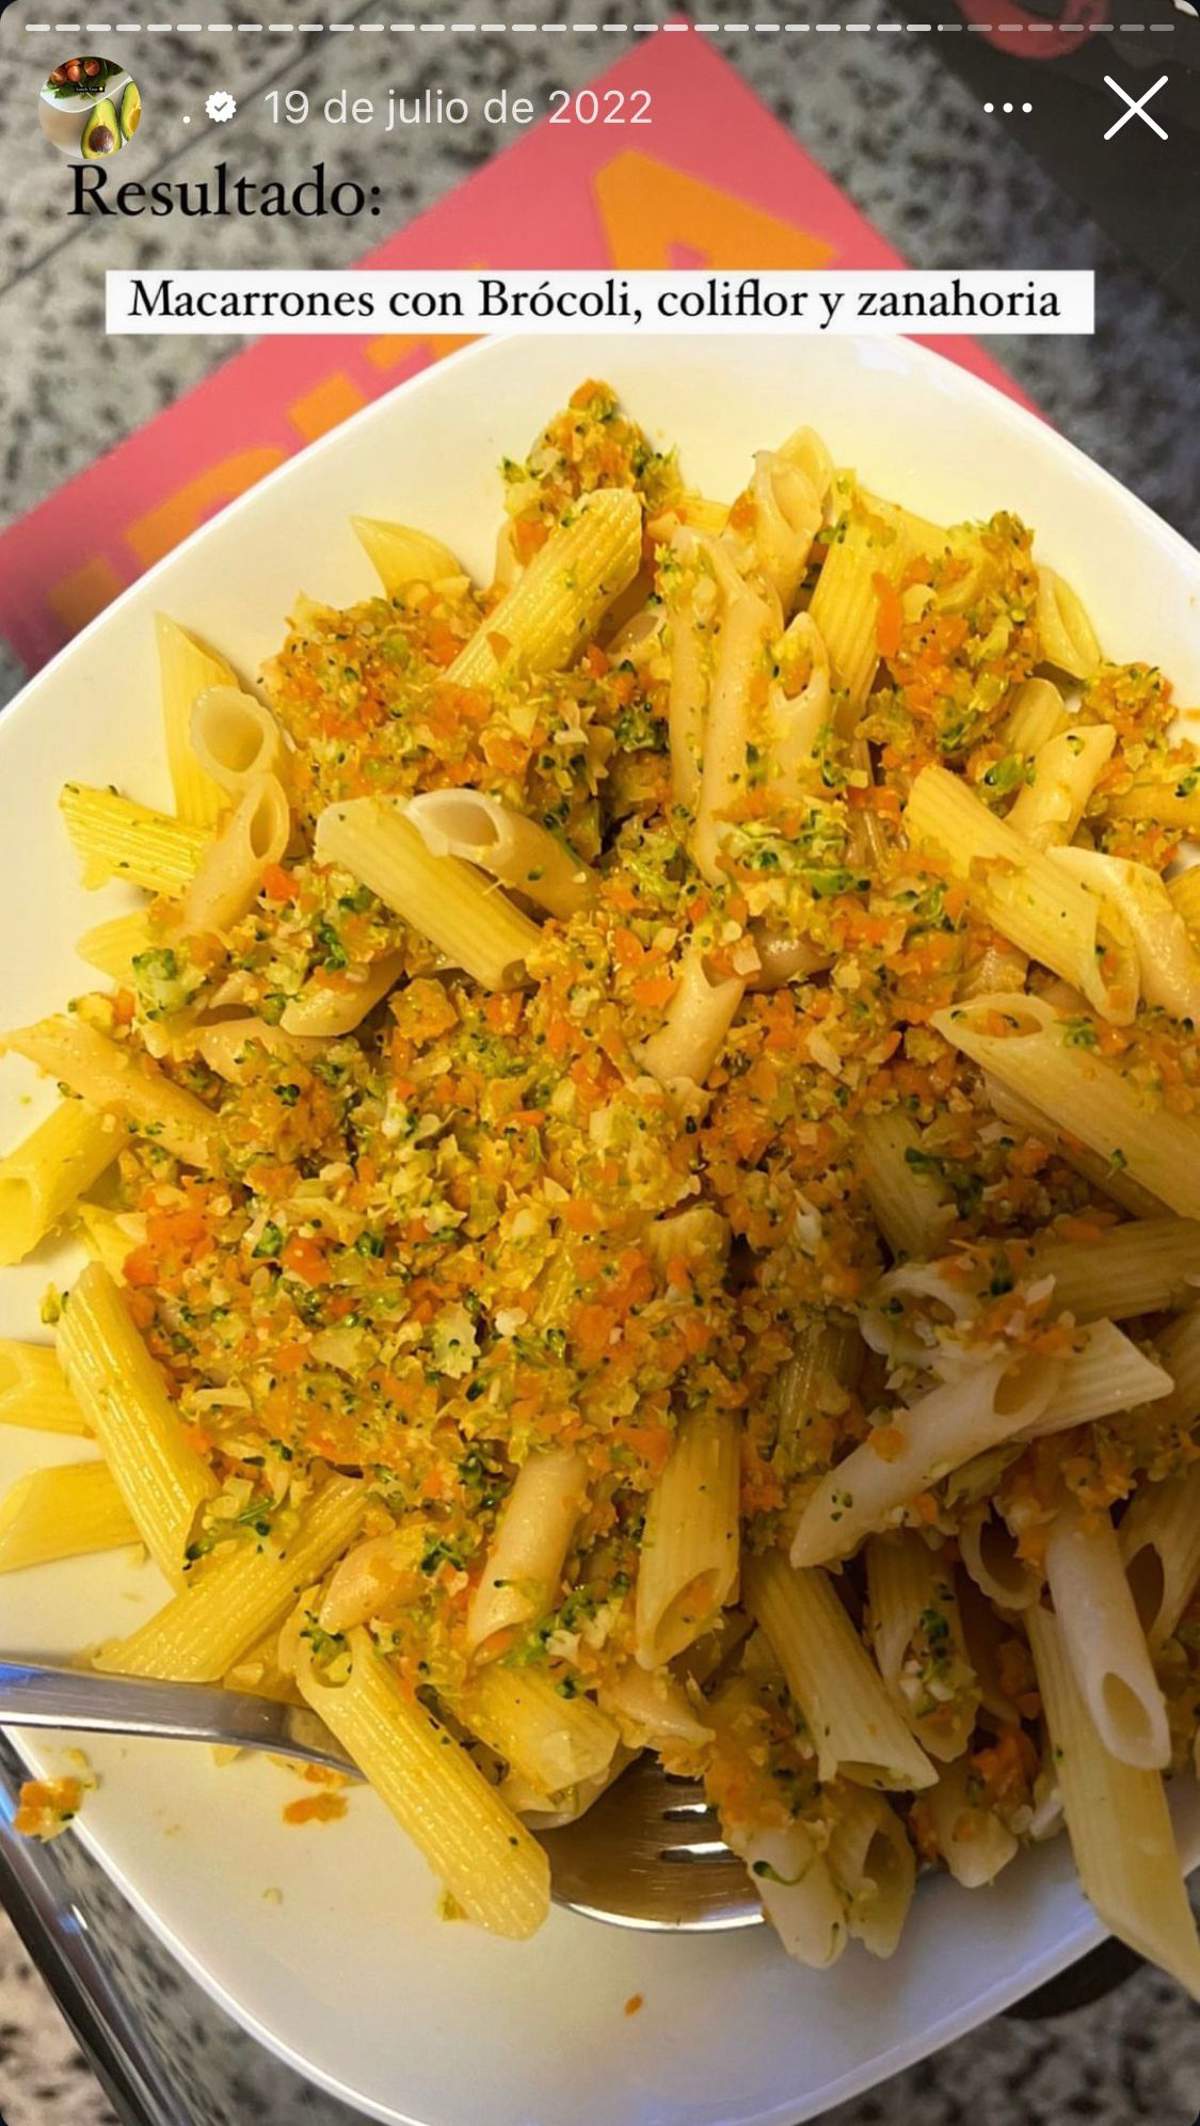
[{"x1": 3, "y1": 333, "x2": 1200, "y2": 2126}]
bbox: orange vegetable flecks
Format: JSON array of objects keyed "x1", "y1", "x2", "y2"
[
  {"x1": 873, "y1": 572, "x2": 904, "y2": 661},
  {"x1": 868, "y1": 1423, "x2": 908, "y2": 1463},
  {"x1": 513, "y1": 517, "x2": 550, "y2": 564},
  {"x1": 282, "y1": 1792, "x2": 348, "y2": 1827},
  {"x1": 15, "y1": 1776, "x2": 84, "y2": 1842},
  {"x1": 261, "y1": 863, "x2": 293, "y2": 902},
  {"x1": 281, "y1": 1234, "x2": 331, "y2": 1285}
]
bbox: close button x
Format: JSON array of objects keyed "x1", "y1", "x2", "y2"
[{"x1": 1103, "y1": 74, "x2": 1169, "y2": 141}]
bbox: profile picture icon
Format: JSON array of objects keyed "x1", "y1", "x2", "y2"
[{"x1": 39, "y1": 55, "x2": 141, "y2": 160}]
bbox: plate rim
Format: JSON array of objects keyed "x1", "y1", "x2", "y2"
[{"x1": 3, "y1": 331, "x2": 1198, "y2": 745}]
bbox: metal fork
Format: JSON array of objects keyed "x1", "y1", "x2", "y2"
[{"x1": 0, "y1": 1659, "x2": 760, "y2": 1931}]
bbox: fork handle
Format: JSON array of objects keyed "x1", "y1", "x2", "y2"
[{"x1": 0, "y1": 1658, "x2": 295, "y2": 1755}]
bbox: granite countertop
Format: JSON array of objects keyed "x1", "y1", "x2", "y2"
[{"x1": 2, "y1": 0, "x2": 1199, "y2": 2117}]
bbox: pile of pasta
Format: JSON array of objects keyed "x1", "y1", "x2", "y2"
[{"x1": 4, "y1": 379, "x2": 1200, "y2": 1979}]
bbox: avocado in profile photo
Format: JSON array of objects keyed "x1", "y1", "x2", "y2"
[
  {"x1": 119, "y1": 80, "x2": 141, "y2": 140},
  {"x1": 81, "y1": 96, "x2": 120, "y2": 157}
]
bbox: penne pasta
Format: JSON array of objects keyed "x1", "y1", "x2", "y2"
[
  {"x1": 191, "y1": 1018, "x2": 327, "y2": 1084},
  {"x1": 1105, "y1": 778, "x2": 1200, "y2": 833},
  {"x1": 0, "y1": 1460, "x2": 140, "y2": 1573},
  {"x1": 1044, "y1": 1497, "x2": 1170, "y2": 1771},
  {"x1": 76, "y1": 911, "x2": 154, "y2": 986},
  {"x1": 180, "y1": 774, "x2": 291, "y2": 938},
  {"x1": 983, "y1": 1075, "x2": 1166, "y2": 1219},
  {"x1": 596, "y1": 1662, "x2": 714, "y2": 1752},
  {"x1": 1050, "y1": 846, "x2": 1200, "y2": 1020},
  {"x1": 764, "y1": 613, "x2": 832, "y2": 803},
  {"x1": 315, "y1": 799, "x2": 541, "y2": 993},
  {"x1": 3, "y1": 1018, "x2": 218, "y2": 1172},
  {"x1": 1031, "y1": 1218, "x2": 1200, "y2": 1326},
  {"x1": 155, "y1": 613, "x2": 237, "y2": 828},
  {"x1": 406, "y1": 789, "x2": 594, "y2": 920},
  {"x1": 73, "y1": 1201, "x2": 138, "y2": 1282},
  {"x1": 669, "y1": 494, "x2": 732, "y2": 538},
  {"x1": 189, "y1": 687, "x2": 289, "y2": 797},
  {"x1": 94, "y1": 1475, "x2": 364, "y2": 1679},
  {"x1": 18, "y1": 385, "x2": 1200, "y2": 1980},
  {"x1": 690, "y1": 561, "x2": 776, "y2": 887},
  {"x1": 809, "y1": 491, "x2": 910, "y2": 714},
  {"x1": 446, "y1": 489, "x2": 641, "y2": 690},
  {"x1": 917, "y1": 1758, "x2": 1018, "y2": 1890},
  {"x1": 936, "y1": 993, "x2": 1200, "y2": 1221},
  {"x1": 639, "y1": 949, "x2": 744, "y2": 1091},
  {"x1": 0, "y1": 1340, "x2": 88, "y2": 1434},
  {"x1": 1120, "y1": 1463, "x2": 1200, "y2": 1651},
  {"x1": 298, "y1": 1628, "x2": 550, "y2": 1940},
  {"x1": 59, "y1": 783, "x2": 209, "y2": 896},
  {"x1": 279, "y1": 953, "x2": 405, "y2": 1038},
  {"x1": 351, "y1": 516, "x2": 465, "y2": 595},
  {"x1": 317, "y1": 1528, "x2": 420, "y2": 1637},
  {"x1": 1002, "y1": 676, "x2": 1068, "y2": 756},
  {"x1": 1020, "y1": 1321, "x2": 1171, "y2": 1439},
  {"x1": 824, "y1": 1784, "x2": 915, "y2": 1958},
  {"x1": 58, "y1": 1263, "x2": 217, "y2": 1588},
  {"x1": 456, "y1": 1665, "x2": 620, "y2": 1797},
  {"x1": 746, "y1": 924, "x2": 831, "y2": 991},
  {"x1": 1147, "y1": 1309, "x2": 1200, "y2": 1435},
  {"x1": 726, "y1": 1817, "x2": 847, "y2": 1967},
  {"x1": 727, "y1": 433, "x2": 830, "y2": 612},
  {"x1": 1034, "y1": 567, "x2": 1101, "y2": 681},
  {"x1": 1028, "y1": 1603, "x2": 1200, "y2": 1997},
  {"x1": 1007, "y1": 724, "x2": 1115, "y2": 850},
  {"x1": 1167, "y1": 863, "x2": 1200, "y2": 935},
  {"x1": 774, "y1": 1311, "x2": 863, "y2": 1476},
  {"x1": 635, "y1": 1410, "x2": 740, "y2": 1669},
  {"x1": 856, "y1": 1109, "x2": 953, "y2": 1263},
  {"x1": 956, "y1": 936, "x2": 1029, "y2": 1003},
  {"x1": 959, "y1": 1503, "x2": 1039, "y2": 1613},
  {"x1": 501, "y1": 1748, "x2": 637, "y2": 1833},
  {"x1": 467, "y1": 1447, "x2": 588, "y2": 1663},
  {"x1": 745, "y1": 1551, "x2": 936, "y2": 1791},
  {"x1": 665, "y1": 525, "x2": 721, "y2": 810},
  {"x1": 906, "y1": 766, "x2": 1137, "y2": 1023},
  {"x1": 0, "y1": 1098, "x2": 126, "y2": 1266},
  {"x1": 791, "y1": 1353, "x2": 1060, "y2": 1569},
  {"x1": 866, "y1": 1531, "x2": 979, "y2": 1761}
]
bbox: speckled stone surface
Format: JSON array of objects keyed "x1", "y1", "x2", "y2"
[
  {"x1": 0, "y1": 1912, "x2": 119, "y2": 2126},
  {"x1": 3, "y1": 1, "x2": 1200, "y2": 2119}
]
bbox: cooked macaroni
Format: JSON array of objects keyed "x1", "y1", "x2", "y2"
[{"x1": 4, "y1": 380, "x2": 1200, "y2": 1985}]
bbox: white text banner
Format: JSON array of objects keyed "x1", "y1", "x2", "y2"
[{"x1": 106, "y1": 269, "x2": 1095, "y2": 338}]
